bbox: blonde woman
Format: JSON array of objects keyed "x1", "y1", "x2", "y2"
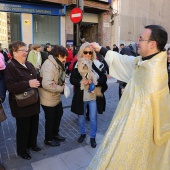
[{"x1": 70, "y1": 42, "x2": 107, "y2": 148}]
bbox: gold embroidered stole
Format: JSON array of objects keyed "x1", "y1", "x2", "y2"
[{"x1": 133, "y1": 51, "x2": 170, "y2": 145}]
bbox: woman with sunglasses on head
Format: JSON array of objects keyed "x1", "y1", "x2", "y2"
[{"x1": 70, "y1": 42, "x2": 107, "y2": 148}]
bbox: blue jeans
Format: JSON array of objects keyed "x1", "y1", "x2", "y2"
[{"x1": 78, "y1": 100, "x2": 97, "y2": 138}]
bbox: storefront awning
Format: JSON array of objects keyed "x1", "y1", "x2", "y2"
[{"x1": 0, "y1": 1, "x2": 66, "y2": 16}]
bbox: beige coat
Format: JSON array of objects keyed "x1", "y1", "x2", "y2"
[{"x1": 38, "y1": 55, "x2": 65, "y2": 107}]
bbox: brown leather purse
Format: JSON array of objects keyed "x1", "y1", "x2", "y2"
[{"x1": 15, "y1": 88, "x2": 38, "y2": 107}]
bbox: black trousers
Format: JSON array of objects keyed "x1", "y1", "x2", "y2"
[
  {"x1": 42, "y1": 102, "x2": 63, "y2": 141},
  {"x1": 16, "y1": 114, "x2": 39, "y2": 154}
]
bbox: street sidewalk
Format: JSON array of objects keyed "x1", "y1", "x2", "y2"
[{"x1": 0, "y1": 78, "x2": 119, "y2": 170}]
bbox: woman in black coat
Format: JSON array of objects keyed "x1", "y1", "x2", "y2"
[
  {"x1": 5, "y1": 41, "x2": 41, "y2": 160},
  {"x1": 70, "y1": 42, "x2": 107, "y2": 148}
]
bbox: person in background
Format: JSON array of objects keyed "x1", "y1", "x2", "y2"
[
  {"x1": 39, "y1": 45, "x2": 67, "y2": 147},
  {"x1": 120, "y1": 43, "x2": 138, "y2": 56},
  {"x1": 28, "y1": 44, "x2": 33, "y2": 54},
  {"x1": 112, "y1": 44, "x2": 119, "y2": 52},
  {"x1": 40, "y1": 46, "x2": 48, "y2": 65},
  {"x1": 167, "y1": 47, "x2": 170, "y2": 90},
  {"x1": 44, "y1": 43, "x2": 52, "y2": 56},
  {"x1": 0, "y1": 51, "x2": 6, "y2": 170},
  {"x1": 106, "y1": 46, "x2": 111, "y2": 50},
  {"x1": 70, "y1": 42, "x2": 107, "y2": 148},
  {"x1": 27, "y1": 44, "x2": 42, "y2": 74},
  {"x1": 0, "y1": 44, "x2": 9, "y2": 63},
  {"x1": 5, "y1": 41, "x2": 41, "y2": 160},
  {"x1": 3, "y1": 48, "x2": 12, "y2": 60},
  {"x1": 88, "y1": 25, "x2": 170, "y2": 170},
  {"x1": 68, "y1": 54, "x2": 77, "y2": 73},
  {"x1": 119, "y1": 43, "x2": 124, "y2": 53},
  {"x1": 65, "y1": 45, "x2": 73, "y2": 77}
]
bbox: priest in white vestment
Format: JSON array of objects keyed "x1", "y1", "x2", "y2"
[{"x1": 87, "y1": 25, "x2": 170, "y2": 170}]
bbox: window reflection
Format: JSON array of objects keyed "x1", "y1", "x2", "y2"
[{"x1": 33, "y1": 14, "x2": 59, "y2": 45}]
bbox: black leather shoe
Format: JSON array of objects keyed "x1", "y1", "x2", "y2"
[
  {"x1": 44, "y1": 139, "x2": 60, "y2": 147},
  {"x1": 31, "y1": 146, "x2": 41, "y2": 152},
  {"x1": 90, "y1": 138, "x2": 97, "y2": 148},
  {"x1": 18, "y1": 153, "x2": 31, "y2": 160},
  {"x1": 54, "y1": 134, "x2": 66, "y2": 141},
  {"x1": 78, "y1": 134, "x2": 86, "y2": 143}
]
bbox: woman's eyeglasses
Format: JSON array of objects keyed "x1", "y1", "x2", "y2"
[
  {"x1": 83, "y1": 51, "x2": 93, "y2": 55},
  {"x1": 18, "y1": 50, "x2": 28, "y2": 53}
]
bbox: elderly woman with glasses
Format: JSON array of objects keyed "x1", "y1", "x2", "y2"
[
  {"x1": 4, "y1": 41, "x2": 41, "y2": 160},
  {"x1": 70, "y1": 42, "x2": 107, "y2": 148}
]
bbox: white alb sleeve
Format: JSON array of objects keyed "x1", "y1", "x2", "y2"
[{"x1": 105, "y1": 51, "x2": 135, "y2": 83}]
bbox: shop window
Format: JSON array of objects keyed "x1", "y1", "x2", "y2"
[
  {"x1": 33, "y1": 14, "x2": 59, "y2": 45},
  {"x1": 9, "y1": 13, "x2": 21, "y2": 42}
]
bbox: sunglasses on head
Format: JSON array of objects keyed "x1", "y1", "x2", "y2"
[{"x1": 83, "y1": 51, "x2": 93, "y2": 55}]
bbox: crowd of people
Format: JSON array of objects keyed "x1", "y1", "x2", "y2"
[
  {"x1": 0, "y1": 40, "x2": 108, "y2": 166},
  {"x1": 0, "y1": 24, "x2": 170, "y2": 170}
]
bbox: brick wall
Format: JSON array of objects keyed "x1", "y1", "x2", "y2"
[{"x1": 98, "y1": 12, "x2": 111, "y2": 47}]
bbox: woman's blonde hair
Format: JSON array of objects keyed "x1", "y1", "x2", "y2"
[{"x1": 77, "y1": 42, "x2": 96, "y2": 61}]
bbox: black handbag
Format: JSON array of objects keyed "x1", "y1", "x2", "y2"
[
  {"x1": 15, "y1": 88, "x2": 38, "y2": 107},
  {"x1": 0, "y1": 104, "x2": 6, "y2": 122}
]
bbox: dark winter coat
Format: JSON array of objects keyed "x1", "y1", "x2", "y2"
[
  {"x1": 120, "y1": 44, "x2": 138, "y2": 57},
  {"x1": 70, "y1": 61, "x2": 108, "y2": 115},
  {"x1": 4, "y1": 59, "x2": 40, "y2": 118},
  {"x1": 41, "y1": 51, "x2": 48, "y2": 65}
]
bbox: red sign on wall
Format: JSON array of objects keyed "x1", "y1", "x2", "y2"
[{"x1": 70, "y1": 7, "x2": 83, "y2": 24}]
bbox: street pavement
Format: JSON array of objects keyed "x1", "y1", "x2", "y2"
[{"x1": 0, "y1": 77, "x2": 119, "y2": 170}]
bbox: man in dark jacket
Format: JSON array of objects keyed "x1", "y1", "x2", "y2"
[
  {"x1": 118, "y1": 43, "x2": 138, "y2": 99},
  {"x1": 120, "y1": 43, "x2": 138, "y2": 56},
  {"x1": 112, "y1": 44, "x2": 119, "y2": 52}
]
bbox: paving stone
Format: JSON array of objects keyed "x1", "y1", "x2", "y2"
[{"x1": 59, "y1": 147, "x2": 93, "y2": 170}]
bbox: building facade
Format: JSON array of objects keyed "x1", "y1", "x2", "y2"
[
  {"x1": 0, "y1": 0, "x2": 112, "y2": 49},
  {"x1": 111, "y1": 0, "x2": 170, "y2": 48}
]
